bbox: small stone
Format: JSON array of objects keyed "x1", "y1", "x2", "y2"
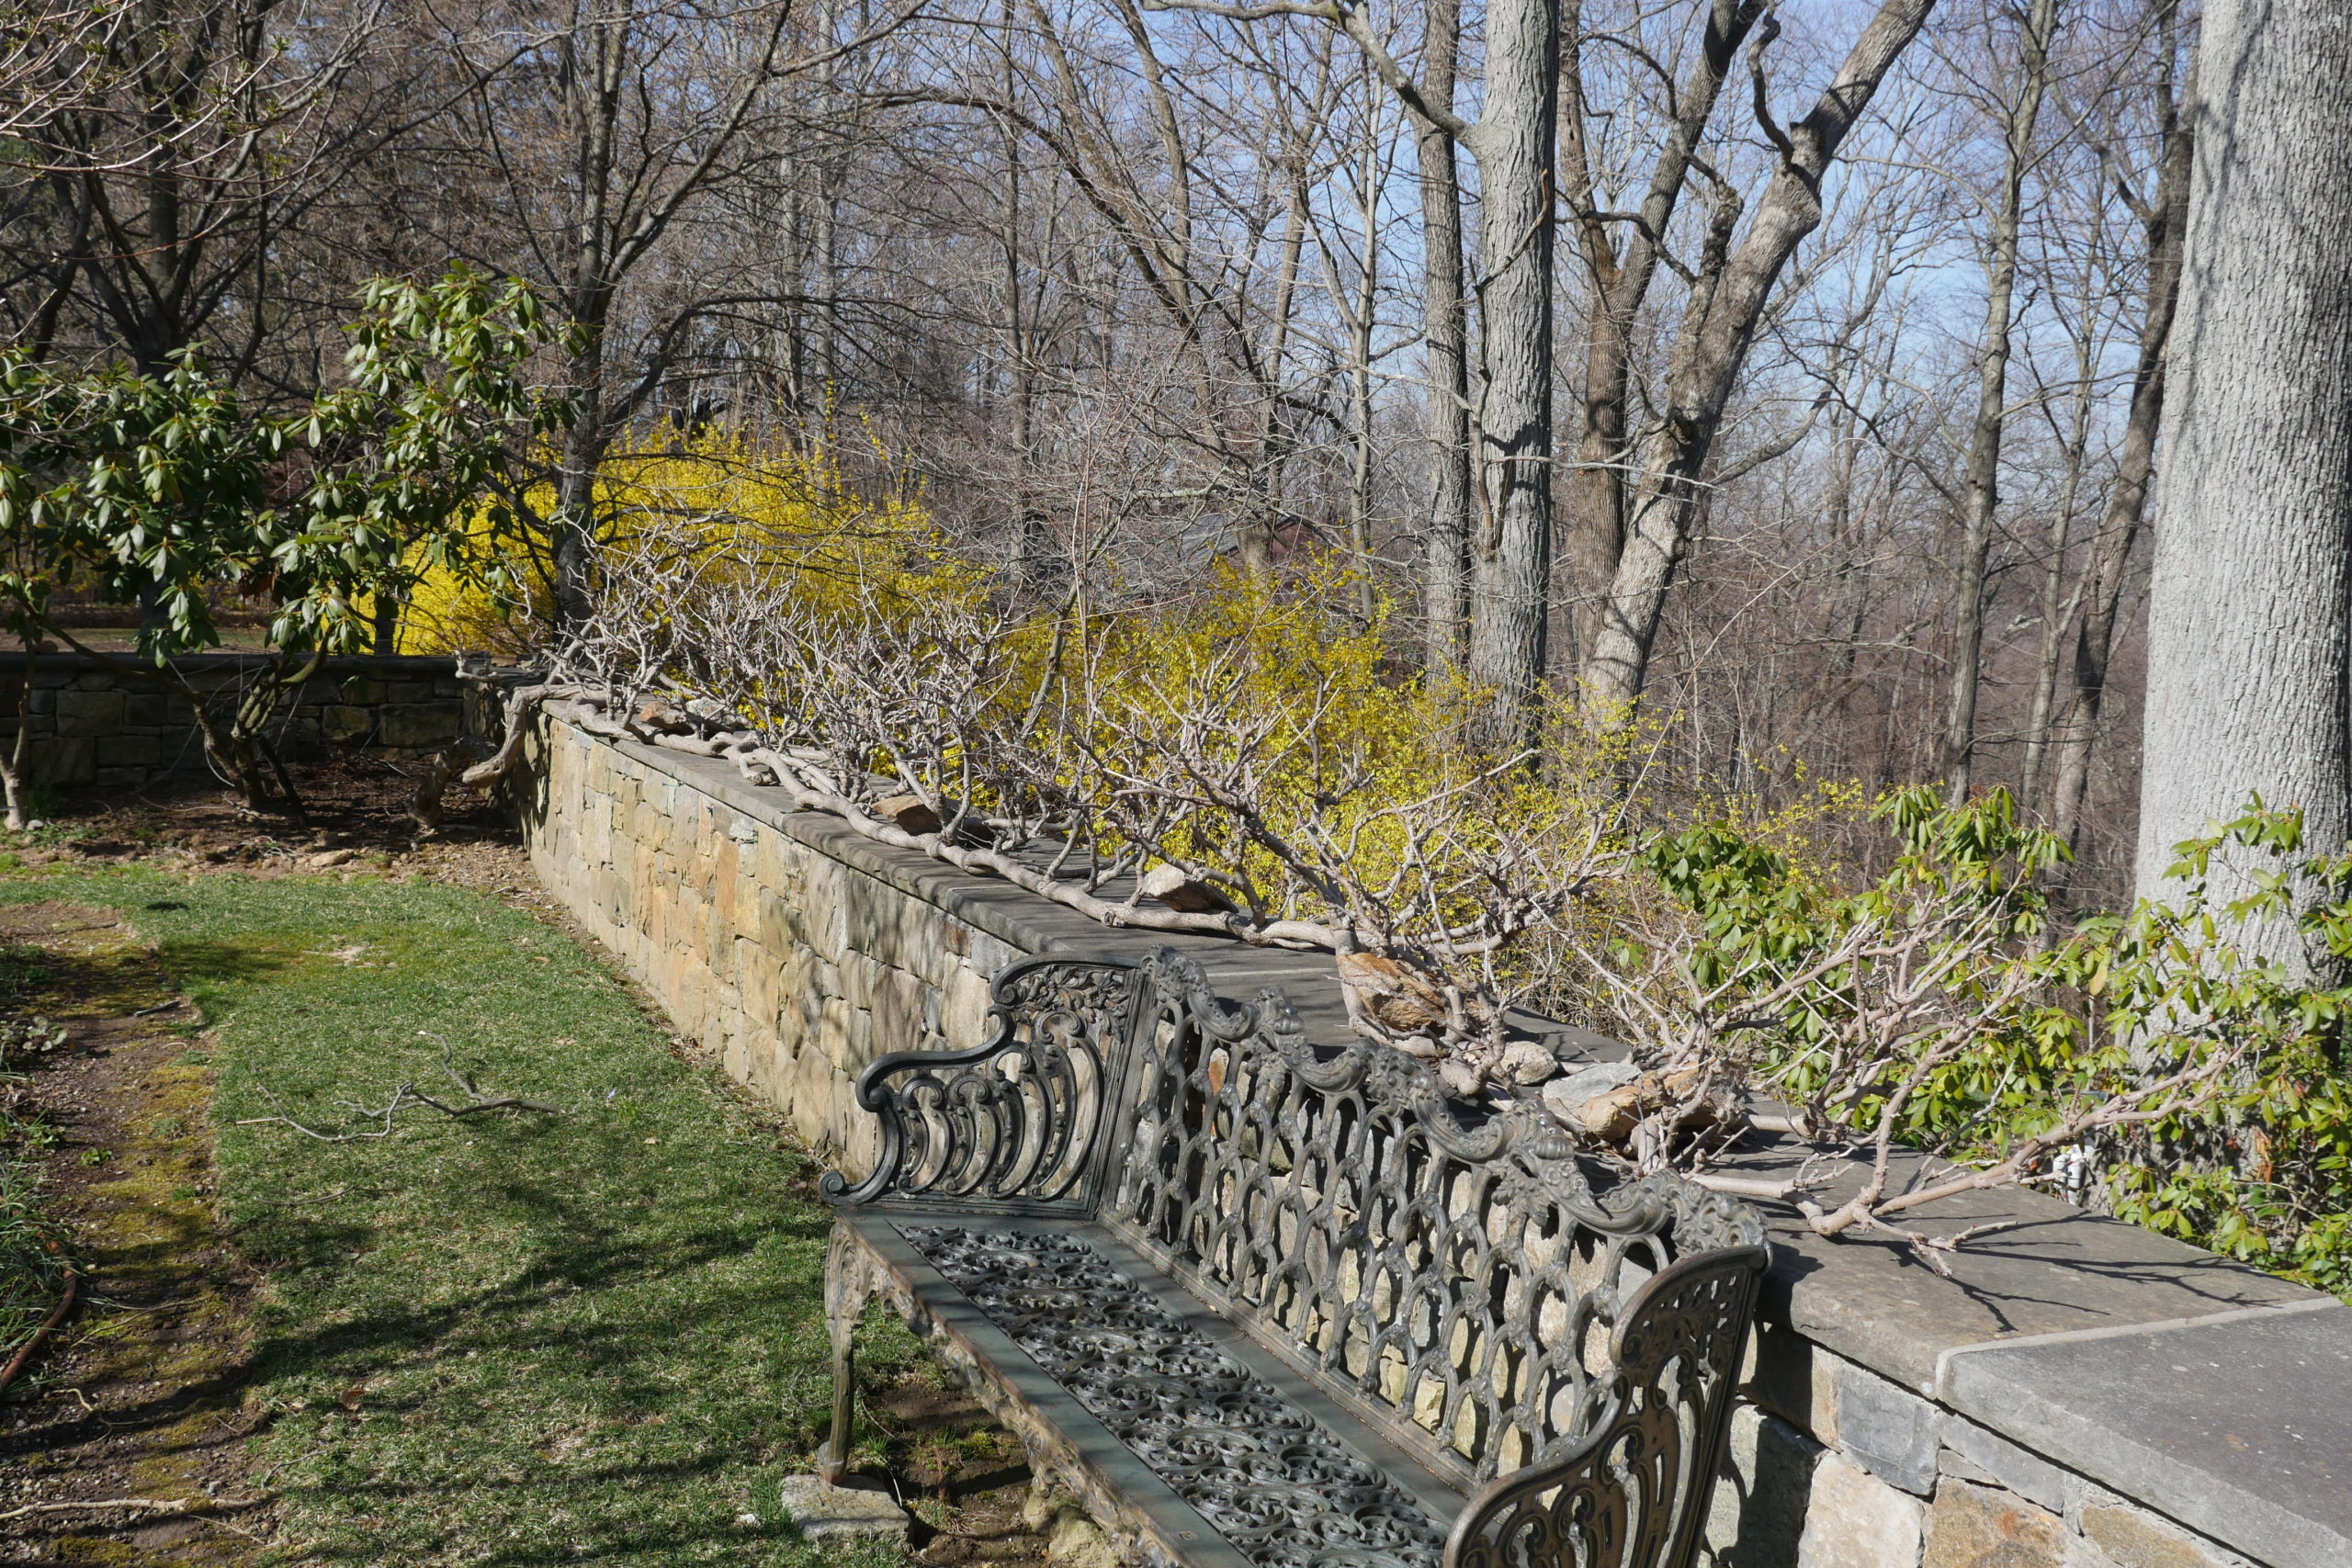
[
  {"x1": 1924, "y1": 1479, "x2": 2094, "y2": 1567},
  {"x1": 776, "y1": 1474, "x2": 909, "y2": 1545},
  {"x1": 2078, "y1": 1506, "x2": 2237, "y2": 1568},
  {"x1": 1438, "y1": 1059, "x2": 1484, "y2": 1098},
  {"x1": 1542, "y1": 1060, "x2": 1641, "y2": 1134},
  {"x1": 1138, "y1": 863, "x2": 1231, "y2": 912},
  {"x1": 306, "y1": 848, "x2": 358, "y2": 869},
  {"x1": 1703, "y1": 1404, "x2": 1820, "y2": 1565},
  {"x1": 1796, "y1": 1454, "x2": 1924, "y2": 1568},
  {"x1": 1939, "y1": 1416, "x2": 2069, "y2": 1512},
  {"x1": 1046, "y1": 1509, "x2": 1120, "y2": 1568},
  {"x1": 1498, "y1": 1040, "x2": 1558, "y2": 1084},
  {"x1": 872, "y1": 794, "x2": 942, "y2": 835},
  {"x1": 1836, "y1": 1364, "x2": 1941, "y2": 1495}
]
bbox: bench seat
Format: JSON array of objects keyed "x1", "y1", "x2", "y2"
[
  {"x1": 822, "y1": 949, "x2": 1768, "y2": 1568},
  {"x1": 835, "y1": 1210, "x2": 1466, "y2": 1568}
]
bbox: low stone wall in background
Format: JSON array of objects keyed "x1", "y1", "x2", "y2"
[
  {"x1": 0, "y1": 651, "x2": 486, "y2": 793},
  {"x1": 516, "y1": 712, "x2": 2350, "y2": 1568}
]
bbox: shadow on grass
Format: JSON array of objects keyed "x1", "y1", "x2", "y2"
[
  {"x1": 152, "y1": 936, "x2": 300, "y2": 991},
  {"x1": 224, "y1": 1159, "x2": 842, "y2": 1557},
  {"x1": 10, "y1": 867, "x2": 869, "y2": 1563},
  {"x1": 235, "y1": 1203, "x2": 820, "y2": 1381}
]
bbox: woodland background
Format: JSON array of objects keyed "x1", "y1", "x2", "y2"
[{"x1": 1, "y1": 0, "x2": 2188, "y2": 901}]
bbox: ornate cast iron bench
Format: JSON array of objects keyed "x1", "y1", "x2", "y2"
[{"x1": 820, "y1": 949, "x2": 1769, "y2": 1568}]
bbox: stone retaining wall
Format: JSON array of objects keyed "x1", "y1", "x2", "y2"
[
  {"x1": 515, "y1": 713, "x2": 2350, "y2": 1568},
  {"x1": 0, "y1": 651, "x2": 487, "y2": 792}
]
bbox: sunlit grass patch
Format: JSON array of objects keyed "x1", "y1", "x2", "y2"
[{"x1": 0, "y1": 864, "x2": 896, "y2": 1566}]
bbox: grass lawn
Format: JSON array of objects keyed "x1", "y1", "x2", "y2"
[{"x1": 0, "y1": 859, "x2": 913, "y2": 1566}]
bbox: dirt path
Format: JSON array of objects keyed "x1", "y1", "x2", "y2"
[{"x1": 0, "y1": 899, "x2": 270, "y2": 1564}]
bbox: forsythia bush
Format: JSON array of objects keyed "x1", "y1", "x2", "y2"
[{"x1": 400, "y1": 428, "x2": 952, "y2": 655}]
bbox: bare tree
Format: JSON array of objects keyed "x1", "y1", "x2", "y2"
[
  {"x1": 2, "y1": 0, "x2": 401, "y2": 374},
  {"x1": 1558, "y1": 0, "x2": 1771, "y2": 680},
  {"x1": 1939, "y1": 0, "x2": 2061, "y2": 804},
  {"x1": 413, "y1": 0, "x2": 921, "y2": 629},
  {"x1": 1137, "y1": 0, "x2": 1564, "y2": 736},
  {"x1": 1580, "y1": 0, "x2": 1940, "y2": 716},
  {"x1": 2049, "y1": 0, "x2": 2189, "y2": 862}
]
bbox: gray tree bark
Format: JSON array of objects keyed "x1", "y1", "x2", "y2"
[
  {"x1": 2133, "y1": 0, "x2": 2352, "y2": 919},
  {"x1": 1457, "y1": 0, "x2": 1560, "y2": 737},
  {"x1": 1582, "y1": 0, "x2": 1939, "y2": 716},
  {"x1": 1417, "y1": 0, "x2": 1471, "y2": 666},
  {"x1": 1942, "y1": 0, "x2": 2059, "y2": 804}
]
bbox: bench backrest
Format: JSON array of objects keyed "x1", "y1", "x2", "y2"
[
  {"x1": 823, "y1": 953, "x2": 1149, "y2": 1216},
  {"x1": 1097, "y1": 950, "x2": 1762, "y2": 1490},
  {"x1": 831, "y1": 948, "x2": 1765, "y2": 1494}
]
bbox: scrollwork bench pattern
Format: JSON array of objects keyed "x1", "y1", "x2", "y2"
[{"x1": 823, "y1": 948, "x2": 1768, "y2": 1568}]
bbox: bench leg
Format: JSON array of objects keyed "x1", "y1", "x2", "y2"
[{"x1": 820, "y1": 1224, "x2": 861, "y2": 1486}]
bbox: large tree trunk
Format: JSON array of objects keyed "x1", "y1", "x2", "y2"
[
  {"x1": 550, "y1": 5, "x2": 624, "y2": 636},
  {"x1": 1417, "y1": 0, "x2": 1471, "y2": 667},
  {"x1": 2133, "y1": 0, "x2": 2352, "y2": 930},
  {"x1": 1582, "y1": 0, "x2": 1939, "y2": 716},
  {"x1": 1942, "y1": 0, "x2": 2058, "y2": 803},
  {"x1": 1460, "y1": 0, "x2": 1559, "y2": 738},
  {"x1": 551, "y1": 335, "x2": 609, "y2": 634}
]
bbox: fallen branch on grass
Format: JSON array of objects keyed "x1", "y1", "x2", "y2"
[
  {"x1": 235, "y1": 1034, "x2": 559, "y2": 1142},
  {"x1": 0, "y1": 1496, "x2": 198, "y2": 1525},
  {"x1": 0, "y1": 1267, "x2": 78, "y2": 1394}
]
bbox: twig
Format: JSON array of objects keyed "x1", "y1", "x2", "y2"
[
  {"x1": 1690, "y1": 1173, "x2": 1804, "y2": 1202},
  {"x1": 235, "y1": 1035, "x2": 558, "y2": 1140},
  {"x1": 0, "y1": 1496, "x2": 198, "y2": 1524},
  {"x1": 0, "y1": 1268, "x2": 78, "y2": 1393}
]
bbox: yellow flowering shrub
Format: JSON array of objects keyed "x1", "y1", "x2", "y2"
[
  {"x1": 1057, "y1": 568, "x2": 1620, "y2": 960},
  {"x1": 398, "y1": 428, "x2": 956, "y2": 654}
]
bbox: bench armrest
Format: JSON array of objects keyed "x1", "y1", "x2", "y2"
[
  {"x1": 1442, "y1": 1244, "x2": 1770, "y2": 1568},
  {"x1": 821, "y1": 955, "x2": 1142, "y2": 1211}
]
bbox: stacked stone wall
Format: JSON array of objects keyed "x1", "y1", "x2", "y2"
[
  {"x1": 0, "y1": 651, "x2": 485, "y2": 792},
  {"x1": 515, "y1": 715, "x2": 1017, "y2": 1172},
  {"x1": 517, "y1": 713, "x2": 2346, "y2": 1568}
]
